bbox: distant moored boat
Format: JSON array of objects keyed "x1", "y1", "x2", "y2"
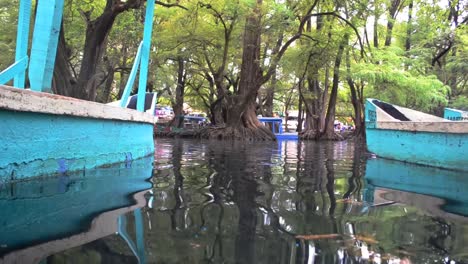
[{"x1": 365, "y1": 98, "x2": 468, "y2": 171}]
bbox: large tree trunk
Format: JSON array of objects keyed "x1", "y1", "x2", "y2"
[
  {"x1": 384, "y1": 0, "x2": 402, "y2": 47},
  {"x1": 346, "y1": 50, "x2": 365, "y2": 140},
  {"x1": 52, "y1": 25, "x2": 76, "y2": 96},
  {"x1": 373, "y1": 1, "x2": 380, "y2": 48},
  {"x1": 200, "y1": 0, "x2": 275, "y2": 140},
  {"x1": 318, "y1": 34, "x2": 348, "y2": 140},
  {"x1": 54, "y1": 0, "x2": 143, "y2": 100},
  {"x1": 170, "y1": 57, "x2": 186, "y2": 128},
  {"x1": 297, "y1": 93, "x2": 304, "y2": 133},
  {"x1": 405, "y1": 0, "x2": 413, "y2": 52}
]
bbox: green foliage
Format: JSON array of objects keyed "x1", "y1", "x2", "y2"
[{"x1": 1, "y1": 0, "x2": 465, "y2": 118}]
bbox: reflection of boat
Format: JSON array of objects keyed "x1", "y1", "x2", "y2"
[
  {"x1": 365, "y1": 99, "x2": 468, "y2": 171},
  {"x1": 0, "y1": 156, "x2": 153, "y2": 261},
  {"x1": 364, "y1": 158, "x2": 468, "y2": 217}
]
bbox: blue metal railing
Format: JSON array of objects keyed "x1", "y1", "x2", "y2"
[
  {"x1": 1, "y1": 0, "x2": 156, "y2": 113},
  {"x1": 119, "y1": 0, "x2": 155, "y2": 112},
  {"x1": 0, "y1": 0, "x2": 32, "y2": 87}
]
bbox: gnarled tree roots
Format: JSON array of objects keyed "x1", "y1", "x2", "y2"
[
  {"x1": 300, "y1": 129, "x2": 344, "y2": 141},
  {"x1": 198, "y1": 125, "x2": 276, "y2": 141}
]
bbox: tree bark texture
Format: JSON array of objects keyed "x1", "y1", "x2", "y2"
[
  {"x1": 319, "y1": 34, "x2": 348, "y2": 140},
  {"x1": 200, "y1": 0, "x2": 275, "y2": 140}
]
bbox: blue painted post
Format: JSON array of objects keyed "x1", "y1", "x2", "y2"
[
  {"x1": 120, "y1": 42, "x2": 143, "y2": 108},
  {"x1": 0, "y1": 57, "x2": 28, "y2": 85},
  {"x1": 14, "y1": 0, "x2": 32, "y2": 88},
  {"x1": 279, "y1": 119, "x2": 283, "y2": 134},
  {"x1": 137, "y1": 0, "x2": 155, "y2": 112},
  {"x1": 28, "y1": 0, "x2": 64, "y2": 92}
]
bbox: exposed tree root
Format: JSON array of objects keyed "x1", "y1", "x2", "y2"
[
  {"x1": 300, "y1": 129, "x2": 345, "y2": 141},
  {"x1": 198, "y1": 125, "x2": 276, "y2": 141}
]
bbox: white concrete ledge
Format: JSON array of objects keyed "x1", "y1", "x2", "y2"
[
  {"x1": 377, "y1": 121, "x2": 468, "y2": 134},
  {"x1": 0, "y1": 85, "x2": 155, "y2": 124}
]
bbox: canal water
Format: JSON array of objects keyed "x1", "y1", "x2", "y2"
[{"x1": 1, "y1": 138, "x2": 467, "y2": 264}]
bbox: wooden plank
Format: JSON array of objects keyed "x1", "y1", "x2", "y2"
[
  {"x1": 120, "y1": 42, "x2": 143, "y2": 108},
  {"x1": 0, "y1": 57, "x2": 28, "y2": 85},
  {"x1": 0, "y1": 85, "x2": 155, "y2": 124},
  {"x1": 14, "y1": 0, "x2": 32, "y2": 88},
  {"x1": 28, "y1": 0, "x2": 64, "y2": 92},
  {"x1": 137, "y1": 0, "x2": 156, "y2": 112}
]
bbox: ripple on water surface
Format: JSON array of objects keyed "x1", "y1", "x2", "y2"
[{"x1": 1, "y1": 138, "x2": 468, "y2": 264}]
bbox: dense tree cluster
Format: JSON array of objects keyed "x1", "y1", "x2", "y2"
[{"x1": 1, "y1": 0, "x2": 466, "y2": 140}]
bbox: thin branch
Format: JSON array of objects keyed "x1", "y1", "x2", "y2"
[{"x1": 155, "y1": 0, "x2": 188, "y2": 10}]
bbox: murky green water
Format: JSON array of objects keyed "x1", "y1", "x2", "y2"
[{"x1": 1, "y1": 138, "x2": 467, "y2": 264}]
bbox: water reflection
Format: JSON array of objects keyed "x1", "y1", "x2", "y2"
[
  {"x1": 0, "y1": 156, "x2": 153, "y2": 263},
  {"x1": 139, "y1": 139, "x2": 467, "y2": 263},
  {"x1": 2, "y1": 139, "x2": 468, "y2": 263}
]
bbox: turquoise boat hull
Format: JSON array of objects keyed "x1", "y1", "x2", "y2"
[
  {"x1": 365, "y1": 99, "x2": 468, "y2": 171},
  {"x1": 0, "y1": 86, "x2": 155, "y2": 182},
  {"x1": 0, "y1": 156, "x2": 153, "y2": 255}
]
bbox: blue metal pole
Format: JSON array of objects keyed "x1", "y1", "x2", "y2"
[
  {"x1": 29, "y1": 0, "x2": 64, "y2": 92},
  {"x1": 14, "y1": 0, "x2": 32, "y2": 88},
  {"x1": 120, "y1": 42, "x2": 143, "y2": 108},
  {"x1": 137, "y1": 0, "x2": 155, "y2": 112}
]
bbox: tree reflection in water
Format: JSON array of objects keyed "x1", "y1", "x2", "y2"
[{"x1": 140, "y1": 139, "x2": 468, "y2": 264}]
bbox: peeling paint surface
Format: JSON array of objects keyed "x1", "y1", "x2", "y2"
[
  {"x1": 0, "y1": 110, "x2": 154, "y2": 181},
  {"x1": 366, "y1": 128, "x2": 467, "y2": 171}
]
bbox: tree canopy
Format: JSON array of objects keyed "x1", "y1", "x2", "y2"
[{"x1": 1, "y1": 0, "x2": 466, "y2": 139}]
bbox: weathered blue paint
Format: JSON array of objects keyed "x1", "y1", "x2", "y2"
[
  {"x1": 0, "y1": 56, "x2": 28, "y2": 85},
  {"x1": 444, "y1": 108, "x2": 468, "y2": 121},
  {"x1": 0, "y1": 110, "x2": 154, "y2": 182},
  {"x1": 258, "y1": 117, "x2": 298, "y2": 140},
  {"x1": 365, "y1": 99, "x2": 468, "y2": 171},
  {"x1": 14, "y1": 0, "x2": 32, "y2": 88},
  {"x1": 364, "y1": 158, "x2": 468, "y2": 216},
  {"x1": 0, "y1": 156, "x2": 153, "y2": 254},
  {"x1": 366, "y1": 128, "x2": 467, "y2": 171},
  {"x1": 259, "y1": 117, "x2": 284, "y2": 134},
  {"x1": 276, "y1": 133, "x2": 299, "y2": 140},
  {"x1": 137, "y1": 0, "x2": 156, "y2": 112},
  {"x1": 28, "y1": 0, "x2": 64, "y2": 92},
  {"x1": 120, "y1": 42, "x2": 143, "y2": 108}
]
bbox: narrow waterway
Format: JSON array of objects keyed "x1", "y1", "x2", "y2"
[{"x1": 1, "y1": 138, "x2": 467, "y2": 264}]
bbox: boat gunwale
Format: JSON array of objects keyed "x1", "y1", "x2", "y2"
[
  {"x1": 0, "y1": 85, "x2": 155, "y2": 124},
  {"x1": 373, "y1": 121, "x2": 468, "y2": 134}
]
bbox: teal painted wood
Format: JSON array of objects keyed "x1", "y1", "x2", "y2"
[
  {"x1": 364, "y1": 158, "x2": 468, "y2": 216},
  {"x1": 0, "y1": 156, "x2": 153, "y2": 254},
  {"x1": 0, "y1": 57, "x2": 28, "y2": 85},
  {"x1": 0, "y1": 109, "x2": 154, "y2": 181},
  {"x1": 28, "y1": 0, "x2": 64, "y2": 92},
  {"x1": 444, "y1": 108, "x2": 467, "y2": 121},
  {"x1": 14, "y1": 0, "x2": 32, "y2": 88},
  {"x1": 366, "y1": 128, "x2": 467, "y2": 171},
  {"x1": 137, "y1": 0, "x2": 155, "y2": 112},
  {"x1": 444, "y1": 108, "x2": 462, "y2": 119},
  {"x1": 365, "y1": 99, "x2": 468, "y2": 171},
  {"x1": 120, "y1": 42, "x2": 143, "y2": 108},
  {"x1": 276, "y1": 133, "x2": 298, "y2": 140}
]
